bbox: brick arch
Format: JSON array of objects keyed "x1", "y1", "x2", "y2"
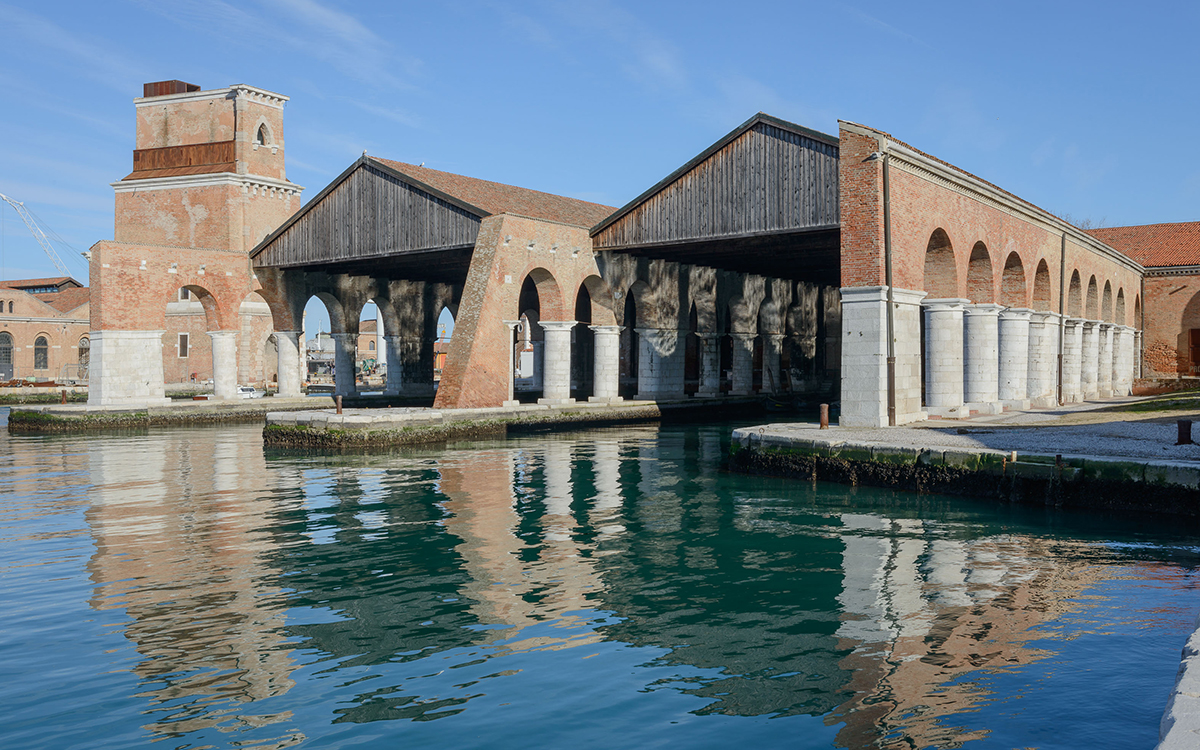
[
  {"x1": 304, "y1": 291, "x2": 348, "y2": 334},
  {"x1": 923, "y1": 228, "x2": 957, "y2": 298},
  {"x1": 172, "y1": 283, "x2": 221, "y2": 331},
  {"x1": 579, "y1": 275, "x2": 618, "y2": 326},
  {"x1": 517, "y1": 267, "x2": 565, "y2": 320},
  {"x1": 1067, "y1": 271, "x2": 1083, "y2": 317},
  {"x1": 1101, "y1": 281, "x2": 1114, "y2": 323},
  {"x1": 1000, "y1": 252, "x2": 1026, "y2": 307},
  {"x1": 966, "y1": 242, "x2": 994, "y2": 302},
  {"x1": 1115, "y1": 288, "x2": 1126, "y2": 326},
  {"x1": 1032, "y1": 259, "x2": 1053, "y2": 311},
  {"x1": 1135, "y1": 294, "x2": 1142, "y2": 327},
  {"x1": 1086, "y1": 276, "x2": 1099, "y2": 320},
  {"x1": 619, "y1": 279, "x2": 653, "y2": 328}
]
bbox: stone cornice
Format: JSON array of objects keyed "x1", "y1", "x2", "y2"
[
  {"x1": 112, "y1": 172, "x2": 303, "y2": 197},
  {"x1": 134, "y1": 84, "x2": 288, "y2": 109},
  {"x1": 1145, "y1": 265, "x2": 1200, "y2": 277}
]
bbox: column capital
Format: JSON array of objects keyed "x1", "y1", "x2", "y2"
[
  {"x1": 1063, "y1": 317, "x2": 1084, "y2": 329},
  {"x1": 539, "y1": 320, "x2": 577, "y2": 332},
  {"x1": 922, "y1": 297, "x2": 970, "y2": 312},
  {"x1": 889, "y1": 288, "x2": 929, "y2": 306},
  {"x1": 502, "y1": 319, "x2": 522, "y2": 330},
  {"x1": 207, "y1": 330, "x2": 239, "y2": 339},
  {"x1": 273, "y1": 329, "x2": 302, "y2": 336},
  {"x1": 697, "y1": 331, "x2": 723, "y2": 340},
  {"x1": 964, "y1": 302, "x2": 1005, "y2": 316},
  {"x1": 998, "y1": 307, "x2": 1033, "y2": 321},
  {"x1": 588, "y1": 325, "x2": 623, "y2": 334},
  {"x1": 729, "y1": 332, "x2": 757, "y2": 342},
  {"x1": 1081, "y1": 319, "x2": 1100, "y2": 330}
]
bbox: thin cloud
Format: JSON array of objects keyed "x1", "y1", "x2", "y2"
[
  {"x1": 546, "y1": 0, "x2": 688, "y2": 92},
  {"x1": 841, "y1": 5, "x2": 933, "y2": 50},
  {"x1": 0, "y1": 4, "x2": 145, "y2": 93}
]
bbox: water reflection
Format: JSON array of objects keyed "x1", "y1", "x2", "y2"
[{"x1": 3, "y1": 421, "x2": 1192, "y2": 749}]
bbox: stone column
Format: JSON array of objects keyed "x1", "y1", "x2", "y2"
[
  {"x1": 87, "y1": 330, "x2": 172, "y2": 406},
  {"x1": 209, "y1": 330, "x2": 239, "y2": 400},
  {"x1": 383, "y1": 335, "x2": 403, "y2": 395},
  {"x1": 1113, "y1": 326, "x2": 1134, "y2": 397},
  {"x1": 892, "y1": 289, "x2": 929, "y2": 425},
  {"x1": 998, "y1": 308, "x2": 1032, "y2": 410},
  {"x1": 1026, "y1": 312, "x2": 1058, "y2": 408},
  {"x1": 729, "y1": 332, "x2": 756, "y2": 396},
  {"x1": 275, "y1": 330, "x2": 302, "y2": 398},
  {"x1": 331, "y1": 332, "x2": 357, "y2": 397},
  {"x1": 1098, "y1": 324, "x2": 1114, "y2": 398},
  {"x1": 635, "y1": 328, "x2": 686, "y2": 401},
  {"x1": 697, "y1": 333, "x2": 721, "y2": 397},
  {"x1": 375, "y1": 307, "x2": 385, "y2": 376},
  {"x1": 589, "y1": 325, "x2": 623, "y2": 403},
  {"x1": 963, "y1": 303, "x2": 1003, "y2": 415},
  {"x1": 1081, "y1": 321, "x2": 1100, "y2": 400},
  {"x1": 502, "y1": 320, "x2": 521, "y2": 406},
  {"x1": 922, "y1": 299, "x2": 967, "y2": 418},
  {"x1": 538, "y1": 321, "x2": 575, "y2": 405},
  {"x1": 839, "y1": 287, "x2": 887, "y2": 427},
  {"x1": 1061, "y1": 319, "x2": 1083, "y2": 403},
  {"x1": 762, "y1": 333, "x2": 784, "y2": 395},
  {"x1": 1134, "y1": 330, "x2": 1143, "y2": 378}
]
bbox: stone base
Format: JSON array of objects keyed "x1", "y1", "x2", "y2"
[
  {"x1": 588, "y1": 395, "x2": 624, "y2": 403},
  {"x1": 926, "y1": 404, "x2": 968, "y2": 419},
  {"x1": 1099, "y1": 388, "x2": 1114, "y2": 399},
  {"x1": 1001, "y1": 399, "x2": 1031, "y2": 410},
  {"x1": 694, "y1": 391, "x2": 720, "y2": 399},
  {"x1": 538, "y1": 397, "x2": 576, "y2": 406},
  {"x1": 635, "y1": 392, "x2": 686, "y2": 401},
  {"x1": 966, "y1": 401, "x2": 1004, "y2": 415},
  {"x1": 1030, "y1": 395, "x2": 1058, "y2": 408},
  {"x1": 896, "y1": 410, "x2": 928, "y2": 426},
  {"x1": 502, "y1": 400, "x2": 521, "y2": 407}
]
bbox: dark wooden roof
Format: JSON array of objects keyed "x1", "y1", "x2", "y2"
[
  {"x1": 251, "y1": 156, "x2": 616, "y2": 281},
  {"x1": 590, "y1": 113, "x2": 841, "y2": 281}
]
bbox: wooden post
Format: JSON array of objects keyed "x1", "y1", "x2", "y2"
[
  {"x1": 61, "y1": 389, "x2": 67, "y2": 404},
  {"x1": 819, "y1": 403, "x2": 829, "y2": 430},
  {"x1": 336, "y1": 395, "x2": 343, "y2": 415}
]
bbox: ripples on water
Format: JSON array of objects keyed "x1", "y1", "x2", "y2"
[{"x1": 1, "y1": 415, "x2": 1197, "y2": 749}]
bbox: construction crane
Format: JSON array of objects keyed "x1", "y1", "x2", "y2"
[{"x1": 0, "y1": 192, "x2": 76, "y2": 278}]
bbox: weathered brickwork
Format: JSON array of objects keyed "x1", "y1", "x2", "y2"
[
  {"x1": 1140, "y1": 274, "x2": 1200, "y2": 376},
  {"x1": 0, "y1": 288, "x2": 89, "y2": 381}
]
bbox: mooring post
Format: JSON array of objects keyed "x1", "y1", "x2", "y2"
[
  {"x1": 336, "y1": 395, "x2": 343, "y2": 415},
  {"x1": 60, "y1": 389, "x2": 67, "y2": 404},
  {"x1": 819, "y1": 403, "x2": 829, "y2": 430},
  {"x1": 1177, "y1": 420, "x2": 1192, "y2": 445}
]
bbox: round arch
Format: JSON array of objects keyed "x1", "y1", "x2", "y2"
[
  {"x1": 923, "y1": 229, "x2": 957, "y2": 298},
  {"x1": 966, "y1": 242, "x2": 994, "y2": 303},
  {"x1": 1115, "y1": 289, "x2": 1127, "y2": 327},
  {"x1": 0, "y1": 331, "x2": 13, "y2": 381},
  {"x1": 519, "y1": 267, "x2": 565, "y2": 320},
  {"x1": 1067, "y1": 271, "x2": 1083, "y2": 317},
  {"x1": 1000, "y1": 252, "x2": 1026, "y2": 307},
  {"x1": 1032, "y1": 259, "x2": 1053, "y2": 311},
  {"x1": 1086, "y1": 276, "x2": 1099, "y2": 319}
]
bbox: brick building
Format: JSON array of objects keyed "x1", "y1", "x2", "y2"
[{"x1": 0, "y1": 277, "x2": 90, "y2": 382}]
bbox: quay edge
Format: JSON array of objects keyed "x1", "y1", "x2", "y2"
[
  {"x1": 6, "y1": 396, "x2": 333, "y2": 433},
  {"x1": 728, "y1": 425, "x2": 1200, "y2": 518}
]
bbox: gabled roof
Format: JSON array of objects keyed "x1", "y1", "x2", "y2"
[
  {"x1": 1088, "y1": 222, "x2": 1200, "y2": 268},
  {"x1": 0, "y1": 277, "x2": 83, "y2": 290},
  {"x1": 369, "y1": 157, "x2": 614, "y2": 227},
  {"x1": 590, "y1": 112, "x2": 839, "y2": 238},
  {"x1": 252, "y1": 156, "x2": 616, "y2": 258},
  {"x1": 34, "y1": 286, "x2": 90, "y2": 313}
]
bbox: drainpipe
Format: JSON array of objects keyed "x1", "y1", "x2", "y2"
[
  {"x1": 1057, "y1": 233, "x2": 1066, "y2": 404},
  {"x1": 864, "y1": 148, "x2": 895, "y2": 426}
]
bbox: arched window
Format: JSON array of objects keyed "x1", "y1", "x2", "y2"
[
  {"x1": 0, "y1": 332, "x2": 12, "y2": 378},
  {"x1": 7, "y1": 300, "x2": 12, "y2": 313},
  {"x1": 34, "y1": 336, "x2": 48, "y2": 370},
  {"x1": 368, "y1": 340, "x2": 375, "y2": 351},
  {"x1": 78, "y1": 337, "x2": 90, "y2": 367},
  {"x1": 256, "y1": 124, "x2": 269, "y2": 146}
]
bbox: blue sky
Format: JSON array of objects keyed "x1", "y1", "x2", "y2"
[{"x1": 2, "y1": 0, "x2": 1198, "y2": 327}]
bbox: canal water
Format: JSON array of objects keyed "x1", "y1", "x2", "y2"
[{"x1": 2, "y1": 414, "x2": 1197, "y2": 749}]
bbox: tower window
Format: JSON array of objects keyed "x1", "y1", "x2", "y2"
[
  {"x1": 179, "y1": 287, "x2": 190, "y2": 301},
  {"x1": 256, "y1": 124, "x2": 269, "y2": 146}
]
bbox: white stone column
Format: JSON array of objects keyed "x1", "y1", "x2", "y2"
[
  {"x1": 1061, "y1": 319, "x2": 1083, "y2": 403},
  {"x1": 502, "y1": 320, "x2": 520, "y2": 406},
  {"x1": 963, "y1": 303, "x2": 1003, "y2": 415},
  {"x1": 1098, "y1": 323, "x2": 1114, "y2": 398},
  {"x1": 209, "y1": 330, "x2": 239, "y2": 400},
  {"x1": 998, "y1": 308, "x2": 1032, "y2": 410},
  {"x1": 892, "y1": 288, "x2": 928, "y2": 425},
  {"x1": 729, "y1": 332, "x2": 755, "y2": 396},
  {"x1": 697, "y1": 333, "x2": 721, "y2": 397},
  {"x1": 275, "y1": 331, "x2": 302, "y2": 398},
  {"x1": 635, "y1": 328, "x2": 685, "y2": 401},
  {"x1": 87, "y1": 330, "x2": 171, "y2": 406},
  {"x1": 1081, "y1": 321, "x2": 1100, "y2": 400},
  {"x1": 382, "y1": 335, "x2": 402, "y2": 395},
  {"x1": 300, "y1": 311, "x2": 308, "y2": 387},
  {"x1": 589, "y1": 325, "x2": 622, "y2": 403},
  {"x1": 1114, "y1": 326, "x2": 1134, "y2": 397},
  {"x1": 762, "y1": 333, "x2": 784, "y2": 395},
  {"x1": 538, "y1": 321, "x2": 575, "y2": 404},
  {"x1": 375, "y1": 306, "x2": 385, "y2": 375},
  {"x1": 1026, "y1": 312, "x2": 1059, "y2": 408},
  {"x1": 331, "y1": 332, "x2": 357, "y2": 397},
  {"x1": 840, "y1": 287, "x2": 888, "y2": 427},
  {"x1": 1134, "y1": 330, "x2": 1143, "y2": 378},
  {"x1": 923, "y1": 299, "x2": 967, "y2": 418}
]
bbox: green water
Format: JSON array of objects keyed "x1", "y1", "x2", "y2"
[{"x1": 1, "y1": 416, "x2": 1197, "y2": 748}]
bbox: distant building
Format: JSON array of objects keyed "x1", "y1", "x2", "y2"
[{"x1": 0, "y1": 277, "x2": 89, "y2": 382}]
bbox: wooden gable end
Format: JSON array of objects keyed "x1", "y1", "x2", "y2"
[
  {"x1": 254, "y1": 163, "x2": 482, "y2": 268},
  {"x1": 593, "y1": 121, "x2": 839, "y2": 250}
]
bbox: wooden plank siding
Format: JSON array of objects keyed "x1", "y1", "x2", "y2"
[
  {"x1": 593, "y1": 121, "x2": 839, "y2": 251},
  {"x1": 254, "y1": 164, "x2": 481, "y2": 268}
]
